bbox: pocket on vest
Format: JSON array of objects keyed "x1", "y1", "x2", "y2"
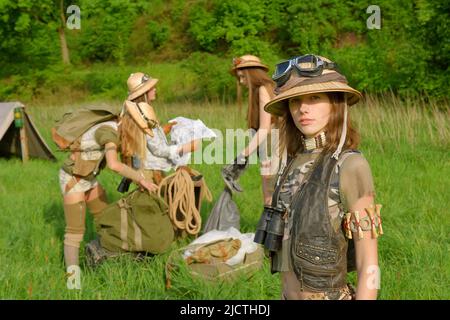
[{"x1": 295, "y1": 242, "x2": 338, "y2": 265}]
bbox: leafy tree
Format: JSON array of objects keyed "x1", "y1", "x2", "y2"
[
  {"x1": 0, "y1": 0, "x2": 74, "y2": 71},
  {"x1": 188, "y1": 0, "x2": 275, "y2": 57},
  {"x1": 76, "y1": 0, "x2": 149, "y2": 64},
  {"x1": 0, "y1": 0, "x2": 448, "y2": 99}
]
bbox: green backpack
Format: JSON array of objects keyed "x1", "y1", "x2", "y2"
[
  {"x1": 51, "y1": 104, "x2": 120, "y2": 150},
  {"x1": 97, "y1": 190, "x2": 175, "y2": 254}
]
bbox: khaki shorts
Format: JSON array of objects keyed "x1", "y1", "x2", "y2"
[{"x1": 59, "y1": 169, "x2": 98, "y2": 195}]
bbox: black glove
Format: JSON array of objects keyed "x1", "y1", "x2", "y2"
[
  {"x1": 221, "y1": 154, "x2": 249, "y2": 193},
  {"x1": 234, "y1": 154, "x2": 249, "y2": 167}
]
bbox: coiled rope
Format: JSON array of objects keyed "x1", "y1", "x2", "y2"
[{"x1": 158, "y1": 167, "x2": 212, "y2": 236}]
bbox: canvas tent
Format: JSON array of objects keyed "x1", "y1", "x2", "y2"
[{"x1": 0, "y1": 102, "x2": 56, "y2": 161}]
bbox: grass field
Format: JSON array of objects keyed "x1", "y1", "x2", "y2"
[{"x1": 0, "y1": 95, "x2": 449, "y2": 299}]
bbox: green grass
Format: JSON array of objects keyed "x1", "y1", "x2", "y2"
[{"x1": 0, "y1": 95, "x2": 449, "y2": 299}]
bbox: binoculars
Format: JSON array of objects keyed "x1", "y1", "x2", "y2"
[
  {"x1": 254, "y1": 205, "x2": 286, "y2": 252},
  {"x1": 117, "y1": 177, "x2": 131, "y2": 193},
  {"x1": 117, "y1": 155, "x2": 140, "y2": 193}
]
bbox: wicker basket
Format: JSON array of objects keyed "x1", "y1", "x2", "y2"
[{"x1": 165, "y1": 243, "x2": 265, "y2": 287}]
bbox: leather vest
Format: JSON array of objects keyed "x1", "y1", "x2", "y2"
[{"x1": 288, "y1": 150, "x2": 358, "y2": 292}]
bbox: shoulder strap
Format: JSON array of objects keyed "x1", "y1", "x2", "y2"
[
  {"x1": 124, "y1": 101, "x2": 156, "y2": 137},
  {"x1": 270, "y1": 154, "x2": 297, "y2": 207}
]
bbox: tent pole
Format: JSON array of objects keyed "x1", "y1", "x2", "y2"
[
  {"x1": 20, "y1": 126, "x2": 29, "y2": 163},
  {"x1": 19, "y1": 107, "x2": 29, "y2": 163}
]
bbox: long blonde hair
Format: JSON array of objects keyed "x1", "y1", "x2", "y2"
[{"x1": 118, "y1": 100, "x2": 148, "y2": 167}]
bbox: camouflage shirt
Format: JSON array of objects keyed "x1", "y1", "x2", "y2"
[{"x1": 272, "y1": 149, "x2": 375, "y2": 272}]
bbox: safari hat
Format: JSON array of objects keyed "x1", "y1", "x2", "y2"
[
  {"x1": 230, "y1": 55, "x2": 269, "y2": 76},
  {"x1": 264, "y1": 55, "x2": 363, "y2": 160},
  {"x1": 123, "y1": 100, "x2": 158, "y2": 137},
  {"x1": 264, "y1": 57, "x2": 362, "y2": 117},
  {"x1": 127, "y1": 72, "x2": 158, "y2": 101}
]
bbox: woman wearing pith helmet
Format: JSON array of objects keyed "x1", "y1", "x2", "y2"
[
  {"x1": 85, "y1": 72, "x2": 204, "y2": 264},
  {"x1": 120, "y1": 72, "x2": 199, "y2": 184},
  {"x1": 223, "y1": 55, "x2": 277, "y2": 205},
  {"x1": 120, "y1": 73, "x2": 206, "y2": 235},
  {"x1": 256, "y1": 54, "x2": 383, "y2": 299}
]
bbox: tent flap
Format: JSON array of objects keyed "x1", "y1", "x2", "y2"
[{"x1": 0, "y1": 102, "x2": 56, "y2": 161}]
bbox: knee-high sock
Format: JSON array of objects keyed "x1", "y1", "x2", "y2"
[{"x1": 63, "y1": 201, "x2": 86, "y2": 267}]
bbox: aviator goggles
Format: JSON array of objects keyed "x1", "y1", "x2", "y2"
[{"x1": 272, "y1": 54, "x2": 338, "y2": 87}]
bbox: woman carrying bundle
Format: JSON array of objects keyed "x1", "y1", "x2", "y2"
[{"x1": 121, "y1": 72, "x2": 208, "y2": 237}]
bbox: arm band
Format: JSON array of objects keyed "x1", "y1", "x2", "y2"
[{"x1": 343, "y1": 204, "x2": 383, "y2": 240}]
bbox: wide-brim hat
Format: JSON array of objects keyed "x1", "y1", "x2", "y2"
[
  {"x1": 123, "y1": 101, "x2": 158, "y2": 137},
  {"x1": 230, "y1": 55, "x2": 269, "y2": 76},
  {"x1": 264, "y1": 67, "x2": 362, "y2": 116},
  {"x1": 127, "y1": 72, "x2": 159, "y2": 101}
]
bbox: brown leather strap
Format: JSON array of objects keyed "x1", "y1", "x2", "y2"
[
  {"x1": 132, "y1": 220, "x2": 143, "y2": 252},
  {"x1": 65, "y1": 175, "x2": 82, "y2": 193},
  {"x1": 118, "y1": 198, "x2": 129, "y2": 251}
]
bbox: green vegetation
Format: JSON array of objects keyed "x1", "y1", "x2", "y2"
[
  {"x1": 0, "y1": 96, "x2": 448, "y2": 299},
  {"x1": 0, "y1": 0, "x2": 448, "y2": 300},
  {"x1": 0, "y1": 0, "x2": 449, "y2": 103}
]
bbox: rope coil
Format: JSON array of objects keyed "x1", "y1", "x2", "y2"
[{"x1": 158, "y1": 167, "x2": 212, "y2": 236}]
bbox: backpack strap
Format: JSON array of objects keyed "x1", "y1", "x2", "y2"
[
  {"x1": 118, "y1": 198, "x2": 131, "y2": 251},
  {"x1": 92, "y1": 150, "x2": 106, "y2": 176},
  {"x1": 118, "y1": 191, "x2": 147, "y2": 252},
  {"x1": 270, "y1": 154, "x2": 297, "y2": 208}
]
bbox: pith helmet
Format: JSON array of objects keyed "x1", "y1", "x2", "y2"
[
  {"x1": 230, "y1": 55, "x2": 269, "y2": 76},
  {"x1": 127, "y1": 72, "x2": 159, "y2": 101}
]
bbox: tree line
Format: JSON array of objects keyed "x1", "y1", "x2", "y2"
[{"x1": 0, "y1": 0, "x2": 448, "y2": 100}]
